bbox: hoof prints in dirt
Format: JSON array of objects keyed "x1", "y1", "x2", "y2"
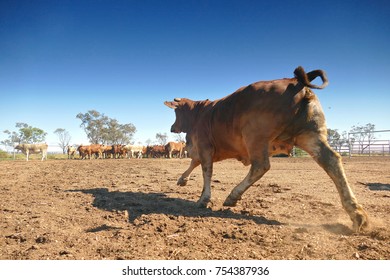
[{"x1": 2, "y1": 158, "x2": 390, "y2": 259}]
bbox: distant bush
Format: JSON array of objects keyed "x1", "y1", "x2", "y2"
[
  {"x1": 0, "y1": 150, "x2": 25, "y2": 160},
  {"x1": 0, "y1": 150, "x2": 69, "y2": 160},
  {"x1": 47, "y1": 153, "x2": 68, "y2": 160},
  {"x1": 293, "y1": 147, "x2": 309, "y2": 157},
  {"x1": 0, "y1": 149, "x2": 10, "y2": 159}
]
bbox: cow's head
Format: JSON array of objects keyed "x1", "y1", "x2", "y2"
[
  {"x1": 164, "y1": 98, "x2": 195, "y2": 133},
  {"x1": 14, "y1": 144, "x2": 22, "y2": 150}
]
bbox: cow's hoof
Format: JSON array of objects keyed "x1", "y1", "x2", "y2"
[
  {"x1": 196, "y1": 198, "x2": 210, "y2": 208},
  {"x1": 177, "y1": 177, "x2": 188, "y2": 186},
  {"x1": 352, "y1": 207, "x2": 369, "y2": 233},
  {"x1": 223, "y1": 197, "x2": 238, "y2": 207}
]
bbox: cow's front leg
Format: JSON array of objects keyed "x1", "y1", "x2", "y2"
[
  {"x1": 177, "y1": 159, "x2": 200, "y2": 186},
  {"x1": 224, "y1": 157, "x2": 270, "y2": 207},
  {"x1": 197, "y1": 161, "x2": 213, "y2": 207},
  {"x1": 223, "y1": 140, "x2": 270, "y2": 207}
]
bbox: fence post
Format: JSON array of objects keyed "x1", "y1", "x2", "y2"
[
  {"x1": 368, "y1": 132, "x2": 371, "y2": 156},
  {"x1": 348, "y1": 133, "x2": 352, "y2": 158}
]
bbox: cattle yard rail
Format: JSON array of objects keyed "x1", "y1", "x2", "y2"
[
  {"x1": 346, "y1": 130, "x2": 390, "y2": 157},
  {"x1": 290, "y1": 130, "x2": 390, "y2": 158}
]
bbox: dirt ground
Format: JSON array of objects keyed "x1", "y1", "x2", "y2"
[{"x1": 1, "y1": 156, "x2": 389, "y2": 260}]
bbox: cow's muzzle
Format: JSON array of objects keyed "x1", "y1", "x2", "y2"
[{"x1": 170, "y1": 125, "x2": 180, "y2": 133}]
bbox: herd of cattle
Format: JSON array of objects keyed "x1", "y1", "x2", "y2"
[
  {"x1": 70, "y1": 142, "x2": 187, "y2": 159},
  {"x1": 13, "y1": 142, "x2": 187, "y2": 161}
]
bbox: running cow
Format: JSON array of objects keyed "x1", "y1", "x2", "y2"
[
  {"x1": 14, "y1": 143, "x2": 48, "y2": 161},
  {"x1": 164, "y1": 66, "x2": 368, "y2": 232}
]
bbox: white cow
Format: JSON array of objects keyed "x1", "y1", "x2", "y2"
[
  {"x1": 123, "y1": 145, "x2": 145, "y2": 159},
  {"x1": 66, "y1": 145, "x2": 77, "y2": 159},
  {"x1": 14, "y1": 143, "x2": 48, "y2": 161}
]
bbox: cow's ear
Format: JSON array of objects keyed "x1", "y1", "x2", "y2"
[{"x1": 164, "y1": 101, "x2": 178, "y2": 109}]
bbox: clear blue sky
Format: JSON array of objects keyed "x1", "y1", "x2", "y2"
[{"x1": 1, "y1": 0, "x2": 389, "y2": 151}]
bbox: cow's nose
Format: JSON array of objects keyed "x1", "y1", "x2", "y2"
[{"x1": 170, "y1": 125, "x2": 176, "y2": 133}]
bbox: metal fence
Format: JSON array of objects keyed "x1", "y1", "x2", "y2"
[
  {"x1": 333, "y1": 140, "x2": 390, "y2": 157},
  {"x1": 290, "y1": 130, "x2": 390, "y2": 158},
  {"x1": 347, "y1": 130, "x2": 390, "y2": 157}
]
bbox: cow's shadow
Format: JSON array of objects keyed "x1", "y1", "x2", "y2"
[
  {"x1": 365, "y1": 183, "x2": 390, "y2": 191},
  {"x1": 70, "y1": 188, "x2": 281, "y2": 227}
]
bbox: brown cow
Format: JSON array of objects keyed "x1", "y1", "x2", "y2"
[
  {"x1": 90, "y1": 144, "x2": 105, "y2": 159},
  {"x1": 103, "y1": 145, "x2": 113, "y2": 158},
  {"x1": 77, "y1": 145, "x2": 90, "y2": 159},
  {"x1": 77, "y1": 144, "x2": 105, "y2": 159},
  {"x1": 111, "y1": 144, "x2": 124, "y2": 159},
  {"x1": 146, "y1": 145, "x2": 166, "y2": 158},
  {"x1": 165, "y1": 141, "x2": 186, "y2": 158},
  {"x1": 165, "y1": 66, "x2": 368, "y2": 232}
]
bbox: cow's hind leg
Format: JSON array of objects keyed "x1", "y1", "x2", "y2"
[
  {"x1": 296, "y1": 133, "x2": 369, "y2": 232},
  {"x1": 224, "y1": 151, "x2": 270, "y2": 207}
]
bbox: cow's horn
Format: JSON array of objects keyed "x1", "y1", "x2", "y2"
[{"x1": 174, "y1": 98, "x2": 181, "y2": 102}]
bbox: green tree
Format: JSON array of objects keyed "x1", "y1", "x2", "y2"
[
  {"x1": 1, "y1": 130, "x2": 19, "y2": 148},
  {"x1": 155, "y1": 132, "x2": 168, "y2": 145},
  {"x1": 174, "y1": 133, "x2": 186, "y2": 143},
  {"x1": 327, "y1": 129, "x2": 348, "y2": 153},
  {"x1": 117, "y1": 123, "x2": 137, "y2": 144},
  {"x1": 76, "y1": 110, "x2": 107, "y2": 144},
  {"x1": 76, "y1": 110, "x2": 136, "y2": 144},
  {"x1": 54, "y1": 128, "x2": 71, "y2": 154},
  {"x1": 349, "y1": 123, "x2": 376, "y2": 154},
  {"x1": 145, "y1": 138, "x2": 152, "y2": 146},
  {"x1": 1, "y1": 123, "x2": 47, "y2": 147}
]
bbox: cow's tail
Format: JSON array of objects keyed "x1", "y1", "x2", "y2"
[{"x1": 294, "y1": 66, "x2": 328, "y2": 89}]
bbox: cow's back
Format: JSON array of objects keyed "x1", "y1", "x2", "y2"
[{"x1": 192, "y1": 78, "x2": 312, "y2": 163}]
